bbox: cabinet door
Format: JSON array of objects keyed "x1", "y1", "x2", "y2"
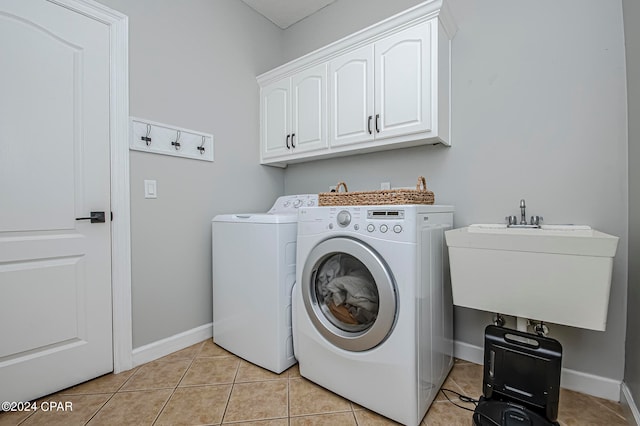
[
  {"x1": 375, "y1": 20, "x2": 433, "y2": 140},
  {"x1": 329, "y1": 45, "x2": 375, "y2": 147},
  {"x1": 261, "y1": 78, "x2": 291, "y2": 160},
  {"x1": 291, "y1": 64, "x2": 328, "y2": 154}
]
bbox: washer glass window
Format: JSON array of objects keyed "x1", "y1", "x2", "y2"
[
  {"x1": 301, "y1": 237, "x2": 397, "y2": 352},
  {"x1": 314, "y1": 253, "x2": 379, "y2": 333}
]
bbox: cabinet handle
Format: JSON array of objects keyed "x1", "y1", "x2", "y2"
[
  {"x1": 291, "y1": 133, "x2": 296, "y2": 148},
  {"x1": 286, "y1": 134, "x2": 291, "y2": 149},
  {"x1": 375, "y1": 114, "x2": 380, "y2": 133},
  {"x1": 368, "y1": 116, "x2": 373, "y2": 134}
]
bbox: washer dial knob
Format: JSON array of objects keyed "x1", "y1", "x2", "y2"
[
  {"x1": 393, "y1": 225, "x2": 403, "y2": 233},
  {"x1": 337, "y1": 210, "x2": 351, "y2": 227},
  {"x1": 367, "y1": 224, "x2": 375, "y2": 232},
  {"x1": 380, "y1": 224, "x2": 388, "y2": 233}
]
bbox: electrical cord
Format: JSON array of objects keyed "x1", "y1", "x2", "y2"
[{"x1": 439, "y1": 388, "x2": 502, "y2": 426}]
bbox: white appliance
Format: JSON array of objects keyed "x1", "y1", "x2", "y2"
[
  {"x1": 293, "y1": 204, "x2": 454, "y2": 426},
  {"x1": 212, "y1": 194, "x2": 318, "y2": 374}
]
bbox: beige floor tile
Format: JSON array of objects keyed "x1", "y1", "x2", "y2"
[
  {"x1": 159, "y1": 342, "x2": 204, "y2": 363},
  {"x1": 223, "y1": 381, "x2": 288, "y2": 423},
  {"x1": 286, "y1": 363, "x2": 301, "y2": 378},
  {"x1": 155, "y1": 384, "x2": 232, "y2": 426},
  {"x1": 87, "y1": 389, "x2": 172, "y2": 426},
  {"x1": 180, "y1": 356, "x2": 240, "y2": 386},
  {"x1": 435, "y1": 371, "x2": 466, "y2": 403},
  {"x1": 446, "y1": 362, "x2": 483, "y2": 400},
  {"x1": 291, "y1": 412, "x2": 358, "y2": 425},
  {"x1": 58, "y1": 368, "x2": 137, "y2": 395},
  {"x1": 353, "y1": 409, "x2": 402, "y2": 425},
  {"x1": 19, "y1": 394, "x2": 111, "y2": 426},
  {"x1": 235, "y1": 360, "x2": 287, "y2": 383},
  {"x1": 223, "y1": 420, "x2": 289, "y2": 426},
  {"x1": 289, "y1": 377, "x2": 352, "y2": 417},
  {"x1": 0, "y1": 409, "x2": 36, "y2": 426},
  {"x1": 558, "y1": 388, "x2": 628, "y2": 425},
  {"x1": 199, "y1": 339, "x2": 234, "y2": 358},
  {"x1": 10, "y1": 340, "x2": 629, "y2": 426},
  {"x1": 591, "y1": 395, "x2": 628, "y2": 420},
  {"x1": 454, "y1": 358, "x2": 475, "y2": 366},
  {"x1": 121, "y1": 358, "x2": 191, "y2": 391},
  {"x1": 422, "y1": 400, "x2": 474, "y2": 426}
]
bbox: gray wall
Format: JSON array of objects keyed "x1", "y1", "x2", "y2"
[
  {"x1": 282, "y1": 0, "x2": 629, "y2": 381},
  {"x1": 97, "y1": 0, "x2": 285, "y2": 348},
  {"x1": 624, "y1": 0, "x2": 640, "y2": 407}
]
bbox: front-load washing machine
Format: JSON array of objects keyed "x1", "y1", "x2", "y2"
[
  {"x1": 212, "y1": 194, "x2": 318, "y2": 374},
  {"x1": 293, "y1": 204, "x2": 454, "y2": 426}
]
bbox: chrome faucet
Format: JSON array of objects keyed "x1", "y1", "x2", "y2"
[
  {"x1": 520, "y1": 199, "x2": 527, "y2": 225},
  {"x1": 506, "y1": 199, "x2": 543, "y2": 228}
]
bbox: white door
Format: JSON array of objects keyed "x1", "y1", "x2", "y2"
[
  {"x1": 261, "y1": 78, "x2": 291, "y2": 160},
  {"x1": 375, "y1": 21, "x2": 432, "y2": 140},
  {"x1": 329, "y1": 45, "x2": 374, "y2": 147},
  {"x1": 291, "y1": 64, "x2": 328, "y2": 154},
  {"x1": 0, "y1": 0, "x2": 113, "y2": 402}
]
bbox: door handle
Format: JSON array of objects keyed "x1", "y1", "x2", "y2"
[
  {"x1": 76, "y1": 211, "x2": 106, "y2": 223},
  {"x1": 286, "y1": 134, "x2": 291, "y2": 149},
  {"x1": 375, "y1": 114, "x2": 380, "y2": 133},
  {"x1": 291, "y1": 133, "x2": 296, "y2": 148},
  {"x1": 368, "y1": 115, "x2": 372, "y2": 134}
]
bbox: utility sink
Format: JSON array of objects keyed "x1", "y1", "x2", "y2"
[{"x1": 445, "y1": 224, "x2": 619, "y2": 331}]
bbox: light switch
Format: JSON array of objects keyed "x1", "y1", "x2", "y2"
[{"x1": 144, "y1": 180, "x2": 157, "y2": 199}]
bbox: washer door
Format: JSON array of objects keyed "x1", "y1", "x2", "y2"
[{"x1": 301, "y1": 237, "x2": 397, "y2": 352}]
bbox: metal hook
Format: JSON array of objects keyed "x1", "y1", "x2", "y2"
[
  {"x1": 197, "y1": 136, "x2": 206, "y2": 154},
  {"x1": 171, "y1": 130, "x2": 181, "y2": 150},
  {"x1": 141, "y1": 123, "x2": 152, "y2": 146}
]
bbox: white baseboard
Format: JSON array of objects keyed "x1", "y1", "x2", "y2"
[
  {"x1": 132, "y1": 323, "x2": 213, "y2": 368},
  {"x1": 453, "y1": 340, "x2": 484, "y2": 365},
  {"x1": 454, "y1": 340, "x2": 622, "y2": 401},
  {"x1": 621, "y1": 382, "x2": 640, "y2": 426}
]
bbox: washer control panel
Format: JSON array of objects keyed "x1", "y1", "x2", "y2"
[
  {"x1": 324, "y1": 207, "x2": 415, "y2": 241},
  {"x1": 365, "y1": 209, "x2": 406, "y2": 235},
  {"x1": 336, "y1": 210, "x2": 352, "y2": 227},
  {"x1": 299, "y1": 205, "x2": 453, "y2": 242}
]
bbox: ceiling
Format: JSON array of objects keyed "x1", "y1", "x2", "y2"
[{"x1": 241, "y1": 0, "x2": 337, "y2": 29}]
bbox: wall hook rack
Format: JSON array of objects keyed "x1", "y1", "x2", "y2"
[
  {"x1": 129, "y1": 117, "x2": 214, "y2": 162},
  {"x1": 141, "y1": 123, "x2": 152, "y2": 146},
  {"x1": 171, "y1": 130, "x2": 181, "y2": 150}
]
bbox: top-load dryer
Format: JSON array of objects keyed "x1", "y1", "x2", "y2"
[{"x1": 212, "y1": 194, "x2": 317, "y2": 373}]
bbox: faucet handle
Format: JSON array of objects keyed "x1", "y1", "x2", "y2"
[
  {"x1": 530, "y1": 215, "x2": 544, "y2": 226},
  {"x1": 506, "y1": 215, "x2": 517, "y2": 226}
]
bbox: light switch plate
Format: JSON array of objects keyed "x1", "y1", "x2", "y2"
[{"x1": 144, "y1": 179, "x2": 157, "y2": 199}]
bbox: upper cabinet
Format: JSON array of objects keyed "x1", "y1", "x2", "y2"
[
  {"x1": 258, "y1": 0, "x2": 457, "y2": 167},
  {"x1": 331, "y1": 21, "x2": 433, "y2": 148},
  {"x1": 261, "y1": 64, "x2": 328, "y2": 160}
]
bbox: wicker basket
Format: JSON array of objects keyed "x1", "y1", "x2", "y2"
[{"x1": 319, "y1": 176, "x2": 435, "y2": 206}]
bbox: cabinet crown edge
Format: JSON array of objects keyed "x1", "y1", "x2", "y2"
[{"x1": 256, "y1": 0, "x2": 457, "y2": 87}]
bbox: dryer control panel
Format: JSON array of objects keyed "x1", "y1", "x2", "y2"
[{"x1": 268, "y1": 194, "x2": 318, "y2": 214}]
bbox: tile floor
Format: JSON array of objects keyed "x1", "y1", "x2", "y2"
[{"x1": 0, "y1": 339, "x2": 629, "y2": 425}]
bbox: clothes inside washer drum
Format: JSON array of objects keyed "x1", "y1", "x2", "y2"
[
  {"x1": 315, "y1": 253, "x2": 379, "y2": 325},
  {"x1": 325, "y1": 275, "x2": 378, "y2": 324}
]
